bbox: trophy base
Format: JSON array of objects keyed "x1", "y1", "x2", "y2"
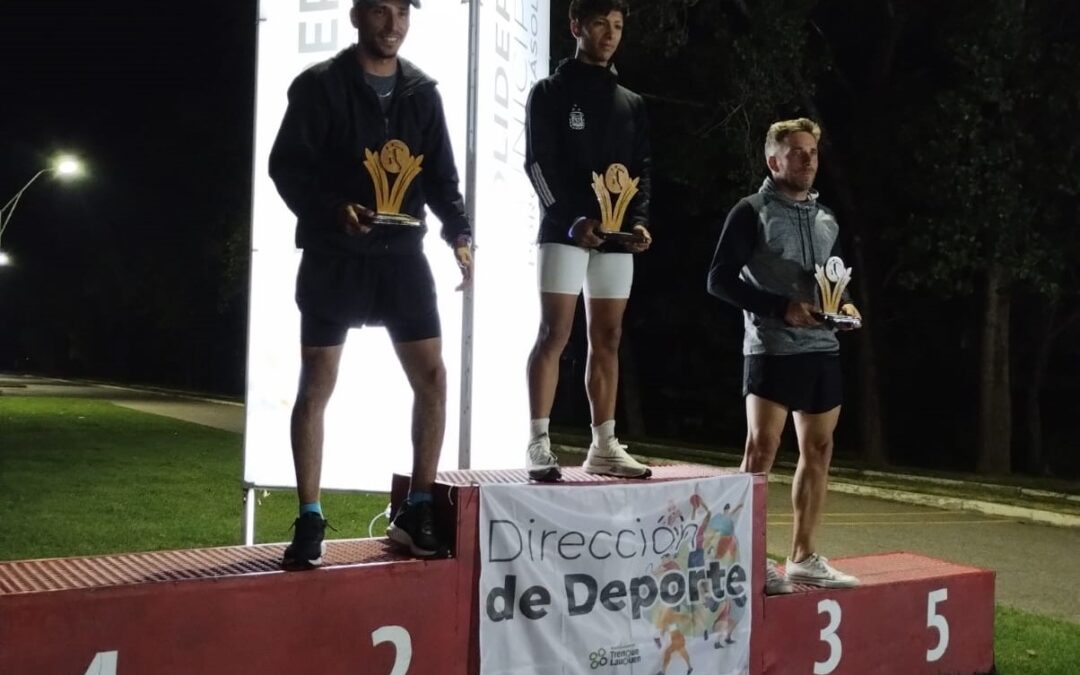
[
  {"x1": 597, "y1": 230, "x2": 642, "y2": 244},
  {"x1": 819, "y1": 313, "x2": 862, "y2": 329},
  {"x1": 371, "y1": 213, "x2": 422, "y2": 228}
]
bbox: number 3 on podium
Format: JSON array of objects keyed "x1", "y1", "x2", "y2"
[
  {"x1": 812, "y1": 588, "x2": 951, "y2": 675},
  {"x1": 814, "y1": 599, "x2": 842, "y2": 674}
]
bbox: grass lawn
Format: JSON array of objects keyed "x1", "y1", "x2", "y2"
[
  {"x1": 0, "y1": 396, "x2": 387, "y2": 560},
  {"x1": 995, "y1": 605, "x2": 1080, "y2": 674},
  {"x1": 1, "y1": 395, "x2": 1077, "y2": 673}
]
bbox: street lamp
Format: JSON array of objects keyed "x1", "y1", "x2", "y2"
[{"x1": 0, "y1": 154, "x2": 85, "y2": 265}]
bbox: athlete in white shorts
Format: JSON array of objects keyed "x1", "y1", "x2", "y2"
[
  {"x1": 538, "y1": 242, "x2": 634, "y2": 299},
  {"x1": 522, "y1": 0, "x2": 653, "y2": 482}
]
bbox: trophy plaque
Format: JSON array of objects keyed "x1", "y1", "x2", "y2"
[
  {"x1": 364, "y1": 139, "x2": 423, "y2": 227},
  {"x1": 814, "y1": 256, "x2": 861, "y2": 329},
  {"x1": 591, "y1": 163, "x2": 643, "y2": 243}
]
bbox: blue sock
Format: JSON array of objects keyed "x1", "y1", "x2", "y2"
[
  {"x1": 406, "y1": 491, "x2": 433, "y2": 506},
  {"x1": 300, "y1": 502, "x2": 323, "y2": 517}
]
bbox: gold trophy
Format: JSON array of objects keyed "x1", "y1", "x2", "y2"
[
  {"x1": 591, "y1": 163, "x2": 643, "y2": 243},
  {"x1": 814, "y1": 256, "x2": 861, "y2": 328},
  {"x1": 364, "y1": 139, "x2": 423, "y2": 227}
]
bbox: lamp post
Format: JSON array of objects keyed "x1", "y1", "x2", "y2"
[{"x1": 0, "y1": 154, "x2": 84, "y2": 265}]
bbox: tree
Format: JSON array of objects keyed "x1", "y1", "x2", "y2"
[{"x1": 892, "y1": 0, "x2": 1080, "y2": 474}]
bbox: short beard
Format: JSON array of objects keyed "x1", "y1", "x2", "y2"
[
  {"x1": 777, "y1": 174, "x2": 814, "y2": 193},
  {"x1": 360, "y1": 37, "x2": 399, "y2": 60}
]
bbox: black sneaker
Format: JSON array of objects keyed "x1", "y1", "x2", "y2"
[
  {"x1": 281, "y1": 512, "x2": 327, "y2": 571},
  {"x1": 386, "y1": 501, "x2": 439, "y2": 557}
]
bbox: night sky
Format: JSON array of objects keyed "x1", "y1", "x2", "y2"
[{"x1": 1, "y1": 1, "x2": 258, "y2": 390}]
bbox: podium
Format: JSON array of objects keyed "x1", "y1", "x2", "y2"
[{"x1": 0, "y1": 465, "x2": 994, "y2": 674}]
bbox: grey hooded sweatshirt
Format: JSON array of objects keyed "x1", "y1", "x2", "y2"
[{"x1": 707, "y1": 177, "x2": 847, "y2": 356}]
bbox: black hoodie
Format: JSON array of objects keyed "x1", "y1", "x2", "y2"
[
  {"x1": 524, "y1": 58, "x2": 651, "y2": 251},
  {"x1": 269, "y1": 47, "x2": 470, "y2": 256}
]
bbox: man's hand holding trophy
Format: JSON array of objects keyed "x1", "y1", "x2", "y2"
[{"x1": 814, "y1": 256, "x2": 862, "y2": 330}]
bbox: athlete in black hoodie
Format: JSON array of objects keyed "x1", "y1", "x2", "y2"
[
  {"x1": 523, "y1": 0, "x2": 653, "y2": 482},
  {"x1": 269, "y1": 0, "x2": 471, "y2": 569}
]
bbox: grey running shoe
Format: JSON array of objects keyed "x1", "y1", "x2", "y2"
[
  {"x1": 785, "y1": 553, "x2": 859, "y2": 588},
  {"x1": 527, "y1": 433, "x2": 562, "y2": 482},
  {"x1": 765, "y1": 559, "x2": 794, "y2": 595},
  {"x1": 583, "y1": 437, "x2": 652, "y2": 479}
]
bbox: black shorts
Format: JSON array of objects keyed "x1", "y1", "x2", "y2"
[
  {"x1": 743, "y1": 353, "x2": 842, "y2": 414},
  {"x1": 296, "y1": 251, "x2": 441, "y2": 347}
]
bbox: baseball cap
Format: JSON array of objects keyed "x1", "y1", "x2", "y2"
[{"x1": 356, "y1": 0, "x2": 422, "y2": 8}]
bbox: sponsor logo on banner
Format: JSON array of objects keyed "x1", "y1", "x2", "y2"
[{"x1": 479, "y1": 476, "x2": 753, "y2": 675}]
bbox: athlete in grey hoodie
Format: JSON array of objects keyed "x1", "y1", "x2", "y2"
[{"x1": 707, "y1": 118, "x2": 862, "y2": 593}]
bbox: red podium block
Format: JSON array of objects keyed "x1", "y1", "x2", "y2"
[
  {"x1": 0, "y1": 540, "x2": 469, "y2": 674},
  {"x1": 0, "y1": 466, "x2": 997, "y2": 675},
  {"x1": 763, "y1": 553, "x2": 995, "y2": 675}
]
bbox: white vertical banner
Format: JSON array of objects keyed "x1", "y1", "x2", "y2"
[
  {"x1": 479, "y1": 476, "x2": 754, "y2": 675},
  {"x1": 468, "y1": 0, "x2": 550, "y2": 470},
  {"x1": 246, "y1": 0, "x2": 469, "y2": 492}
]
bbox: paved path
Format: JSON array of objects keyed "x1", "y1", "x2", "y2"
[
  {"x1": 2, "y1": 374, "x2": 1077, "y2": 622},
  {"x1": 0, "y1": 375, "x2": 242, "y2": 433},
  {"x1": 764, "y1": 487, "x2": 1080, "y2": 623}
]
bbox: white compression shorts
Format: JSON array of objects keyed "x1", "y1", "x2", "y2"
[{"x1": 537, "y1": 243, "x2": 634, "y2": 299}]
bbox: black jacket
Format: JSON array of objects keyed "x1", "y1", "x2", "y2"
[
  {"x1": 524, "y1": 59, "x2": 651, "y2": 251},
  {"x1": 269, "y1": 48, "x2": 470, "y2": 256}
]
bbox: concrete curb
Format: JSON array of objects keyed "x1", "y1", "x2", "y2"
[
  {"x1": 768, "y1": 473, "x2": 1080, "y2": 529},
  {"x1": 57, "y1": 378, "x2": 244, "y2": 407},
  {"x1": 0, "y1": 373, "x2": 243, "y2": 407},
  {"x1": 623, "y1": 439, "x2": 1080, "y2": 505},
  {"x1": 832, "y1": 467, "x2": 1080, "y2": 505},
  {"x1": 554, "y1": 444, "x2": 1080, "y2": 529}
]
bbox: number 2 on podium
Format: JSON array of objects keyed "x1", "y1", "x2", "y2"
[
  {"x1": 83, "y1": 626, "x2": 414, "y2": 675},
  {"x1": 372, "y1": 625, "x2": 413, "y2": 674}
]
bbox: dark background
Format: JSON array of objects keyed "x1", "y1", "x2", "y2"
[
  {"x1": 1, "y1": 0, "x2": 1077, "y2": 478},
  {"x1": 0, "y1": 0, "x2": 254, "y2": 393}
]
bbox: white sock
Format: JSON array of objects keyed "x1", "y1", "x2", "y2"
[
  {"x1": 530, "y1": 418, "x2": 550, "y2": 439},
  {"x1": 591, "y1": 420, "x2": 616, "y2": 449}
]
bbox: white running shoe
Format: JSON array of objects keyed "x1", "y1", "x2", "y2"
[
  {"x1": 583, "y1": 437, "x2": 652, "y2": 479},
  {"x1": 785, "y1": 553, "x2": 859, "y2": 588},
  {"x1": 526, "y1": 433, "x2": 561, "y2": 482},
  {"x1": 765, "y1": 560, "x2": 794, "y2": 595}
]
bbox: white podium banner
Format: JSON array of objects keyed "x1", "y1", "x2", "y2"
[{"x1": 479, "y1": 476, "x2": 754, "y2": 675}]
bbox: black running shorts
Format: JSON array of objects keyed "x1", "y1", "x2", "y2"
[
  {"x1": 743, "y1": 353, "x2": 842, "y2": 414},
  {"x1": 296, "y1": 251, "x2": 441, "y2": 347}
]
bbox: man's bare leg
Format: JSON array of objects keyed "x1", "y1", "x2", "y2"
[
  {"x1": 393, "y1": 337, "x2": 447, "y2": 494},
  {"x1": 385, "y1": 336, "x2": 447, "y2": 558},
  {"x1": 790, "y1": 406, "x2": 840, "y2": 562},
  {"x1": 527, "y1": 292, "x2": 579, "y2": 419},
  {"x1": 742, "y1": 394, "x2": 789, "y2": 473},
  {"x1": 283, "y1": 344, "x2": 343, "y2": 569},
  {"x1": 581, "y1": 296, "x2": 650, "y2": 477},
  {"x1": 290, "y1": 345, "x2": 345, "y2": 506},
  {"x1": 524, "y1": 292, "x2": 578, "y2": 480},
  {"x1": 583, "y1": 297, "x2": 627, "y2": 425},
  {"x1": 744, "y1": 394, "x2": 792, "y2": 593}
]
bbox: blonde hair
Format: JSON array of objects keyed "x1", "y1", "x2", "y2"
[{"x1": 765, "y1": 118, "x2": 821, "y2": 158}]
